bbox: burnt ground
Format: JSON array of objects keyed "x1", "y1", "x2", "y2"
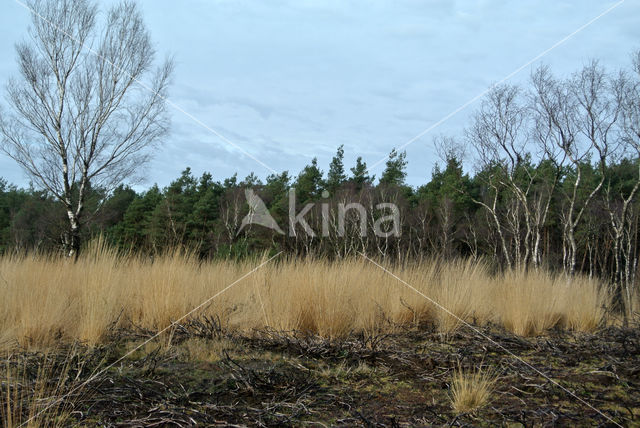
[{"x1": 3, "y1": 319, "x2": 640, "y2": 427}]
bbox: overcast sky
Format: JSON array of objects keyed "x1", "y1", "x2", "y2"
[{"x1": 1, "y1": 0, "x2": 638, "y2": 189}]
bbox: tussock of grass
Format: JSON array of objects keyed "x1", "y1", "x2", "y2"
[
  {"x1": 493, "y1": 270, "x2": 612, "y2": 336},
  {"x1": 450, "y1": 365, "x2": 498, "y2": 414},
  {"x1": 0, "y1": 242, "x2": 614, "y2": 349},
  {"x1": 1, "y1": 350, "x2": 82, "y2": 427}
]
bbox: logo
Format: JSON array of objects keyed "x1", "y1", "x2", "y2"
[
  {"x1": 238, "y1": 189, "x2": 285, "y2": 235},
  {"x1": 238, "y1": 187, "x2": 401, "y2": 238}
]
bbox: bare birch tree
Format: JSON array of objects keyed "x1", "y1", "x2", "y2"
[
  {"x1": 530, "y1": 65, "x2": 612, "y2": 274},
  {"x1": 0, "y1": 0, "x2": 173, "y2": 257},
  {"x1": 466, "y1": 84, "x2": 530, "y2": 269},
  {"x1": 607, "y1": 52, "x2": 640, "y2": 319}
]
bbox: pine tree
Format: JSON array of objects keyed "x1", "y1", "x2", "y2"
[
  {"x1": 115, "y1": 185, "x2": 163, "y2": 248},
  {"x1": 326, "y1": 145, "x2": 347, "y2": 194},
  {"x1": 241, "y1": 172, "x2": 262, "y2": 187},
  {"x1": 191, "y1": 175, "x2": 225, "y2": 254},
  {"x1": 379, "y1": 148, "x2": 408, "y2": 186},
  {"x1": 265, "y1": 171, "x2": 290, "y2": 223},
  {"x1": 296, "y1": 158, "x2": 324, "y2": 203},
  {"x1": 99, "y1": 185, "x2": 137, "y2": 230},
  {"x1": 350, "y1": 156, "x2": 373, "y2": 189},
  {"x1": 150, "y1": 168, "x2": 199, "y2": 246}
]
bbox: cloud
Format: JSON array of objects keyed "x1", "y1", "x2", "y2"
[{"x1": 1, "y1": 0, "x2": 638, "y2": 189}]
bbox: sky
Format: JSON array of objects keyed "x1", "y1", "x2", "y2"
[{"x1": 0, "y1": 0, "x2": 639, "y2": 189}]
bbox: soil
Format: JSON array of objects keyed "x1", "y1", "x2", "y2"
[{"x1": 3, "y1": 319, "x2": 640, "y2": 427}]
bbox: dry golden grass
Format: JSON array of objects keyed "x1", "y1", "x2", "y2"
[
  {"x1": 493, "y1": 270, "x2": 612, "y2": 336},
  {"x1": 1, "y1": 350, "x2": 80, "y2": 427},
  {"x1": 0, "y1": 242, "x2": 614, "y2": 349},
  {"x1": 450, "y1": 365, "x2": 498, "y2": 414}
]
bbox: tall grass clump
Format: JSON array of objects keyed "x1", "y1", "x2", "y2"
[
  {"x1": 493, "y1": 269, "x2": 611, "y2": 336},
  {"x1": 1, "y1": 349, "x2": 84, "y2": 427},
  {"x1": 450, "y1": 365, "x2": 498, "y2": 414},
  {"x1": 0, "y1": 243, "x2": 614, "y2": 349}
]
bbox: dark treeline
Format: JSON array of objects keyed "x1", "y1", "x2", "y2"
[
  {"x1": 2, "y1": 145, "x2": 638, "y2": 281},
  {"x1": 2, "y1": 58, "x2": 640, "y2": 305}
]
